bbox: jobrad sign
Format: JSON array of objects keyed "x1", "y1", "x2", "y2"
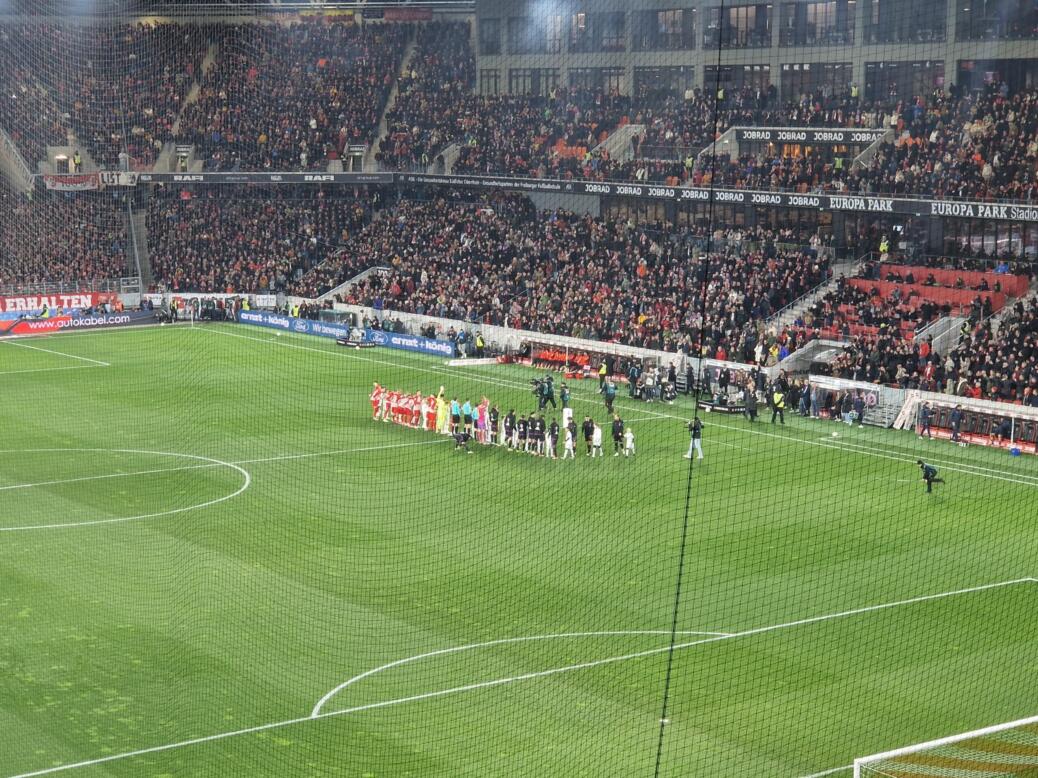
[{"x1": 88, "y1": 168, "x2": 1038, "y2": 224}]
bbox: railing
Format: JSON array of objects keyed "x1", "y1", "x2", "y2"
[
  {"x1": 0, "y1": 277, "x2": 141, "y2": 297},
  {"x1": 315, "y1": 265, "x2": 391, "y2": 302},
  {"x1": 0, "y1": 126, "x2": 34, "y2": 191}
]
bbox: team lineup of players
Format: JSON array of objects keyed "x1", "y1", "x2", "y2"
[{"x1": 369, "y1": 382, "x2": 635, "y2": 458}]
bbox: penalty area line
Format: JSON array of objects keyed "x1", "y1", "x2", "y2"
[
  {"x1": 1, "y1": 339, "x2": 110, "y2": 366},
  {"x1": 10, "y1": 578, "x2": 1035, "y2": 777}
]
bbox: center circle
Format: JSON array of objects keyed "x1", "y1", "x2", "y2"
[{"x1": 0, "y1": 448, "x2": 251, "y2": 531}]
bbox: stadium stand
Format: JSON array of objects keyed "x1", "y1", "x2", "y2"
[
  {"x1": 0, "y1": 25, "x2": 67, "y2": 165},
  {"x1": 176, "y1": 22, "x2": 409, "y2": 171},
  {"x1": 451, "y1": 88, "x2": 632, "y2": 179},
  {"x1": 1, "y1": 23, "x2": 208, "y2": 169},
  {"x1": 296, "y1": 196, "x2": 829, "y2": 355},
  {"x1": 374, "y1": 21, "x2": 475, "y2": 172},
  {"x1": 0, "y1": 186, "x2": 129, "y2": 289},
  {"x1": 146, "y1": 187, "x2": 371, "y2": 292},
  {"x1": 946, "y1": 294, "x2": 1038, "y2": 403}
]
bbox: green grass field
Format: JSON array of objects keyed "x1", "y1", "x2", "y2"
[{"x1": 1, "y1": 322, "x2": 1036, "y2": 778}]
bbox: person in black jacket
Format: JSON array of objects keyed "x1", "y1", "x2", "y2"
[
  {"x1": 917, "y1": 460, "x2": 944, "y2": 493},
  {"x1": 611, "y1": 414, "x2": 625, "y2": 456},
  {"x1": 582, "y1": 415, "x2": 595, "y2": 456},
  {"x1": 685, "y1": 417, "x2": 703, "y2": 460},
  {"x1": 949, "y1": 405, "x2": 963, "y2": 442}
]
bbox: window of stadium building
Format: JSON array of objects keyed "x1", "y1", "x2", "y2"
[
  {"x1": 508, "y1": 68, "x2": 559, "y2": 96},
  {"x1": 943, "y1": 219, "x2": 1038, "y2": 260},
  {"x1": 634, "y1": 66, "x2": 697, "y2": 99},
  {"x1": 604, "y1": 198, "x2": 671, "y2": 226},
  {"x1": 676, "y1": 203, "x2": 748, "y2": 228},
  {"x1": 570, "y1": 67, "x2": 625, "y2": 93},
  {"x1": 479, "y1": 69, "x2": 501, "y2": 95},
  {"x1": 706, "y1": 64, "x2": 772, "y2": 93},
  {"x1": 863, "y1": 0, "x2": 947, "y2": 42},
  {"x1": 704, "y1": 2, "x2": 773, "y2": 47},
  {"x1": 479, "y1": 17, "x2": 501, "y2": 55},
  {"x1": 779, "y1": 0, "x2": 855, "y2": 45},
  {"x1": 569, "y1": 11, "x2": 626, "y2": 53},
  {"x1": 957, "y1": 58, "x2": 1038, "y2": 92},
  {"x1": 631, "y1": 7, "x2": 697, "y2": 50},
  {"x1": 957, "y1": 0, "x2": 1038, "y2": 39},
  {"x1": 864, "y1": 60, "x2": 944, "y2": 99},
  {"x1": 507, "y1": 15, "x2": 561, "y2": 54},
  {"x1": 780, "y1": 62, "x2": 853, "y2": 99}
]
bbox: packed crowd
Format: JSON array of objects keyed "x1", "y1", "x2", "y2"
[
  {"x1": 451, "y1": 88, "x2": 633, "y2": 179},
  {"x1": 176, "y1": 21, "x2": 408, "y2": 171},
  {"x1": 146, "y1": 188, "x2": 371, "y2": 293},
  {"x1": 294, "y1": 196, "x2": 829, "y2": 357},
  {"x1": 4, "y1": 16, "x2": 1038, "y2": 205},
  {"x1": 374, "y1": 22, "x2": 475, "y2": 171},
  {"x1": 0, "y1": 186, "x2": 129, "y2": 290},
  {"x1": 56, "y1": 23, "x2": 209, "y2": 168},
  {"x1": 0, "y1": 25, "x2": 68, "y2": 165},
  {"x1": 818, "y1": 258, "x2": 1037, "y2": 400},
  {"x1": 0, "y1": 23, "x2": 207, "y2": 168},
  {"x1": 946, "y1": 295, "x2": 1038, "y2": 404}
]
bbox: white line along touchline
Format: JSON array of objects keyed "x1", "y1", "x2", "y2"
[{"x1": 9, "y1": 578, "x2": 1034, "y2": 777}]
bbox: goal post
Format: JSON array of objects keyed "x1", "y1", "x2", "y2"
[{"x1": 854, "y1": 714, "x2": 1038, "y2": 778}]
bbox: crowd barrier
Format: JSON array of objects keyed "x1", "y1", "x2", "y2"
[
  {"x1": 880, "y1": 264, "x2": 1029, "y2": 297},
  {"x1": 848, "y1": 278, "x2": 1006, "y2": 311}
]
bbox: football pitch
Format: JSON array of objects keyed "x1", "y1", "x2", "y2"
[{"x1": 1, "y1": 323, "x2": 1036, "y2": 777}]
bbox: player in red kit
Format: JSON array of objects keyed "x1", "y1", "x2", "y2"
[{"x1": 425, "y1": 393, "x2": 437, "y2": 431}]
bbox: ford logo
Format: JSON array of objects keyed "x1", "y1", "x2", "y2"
[{"x1": 370, "y1": 331, "x2": 388, "y2": 345}]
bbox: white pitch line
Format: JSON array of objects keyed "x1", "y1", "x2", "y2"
[
  {"x1": 1, "y1": 339, "x2": 110, "y2": 366},
  {"x1": 11, "y1": 578, "x2": 1034, "y2": 777},
  {"x1": 0, "y1": 462, "x2": 229, "y2": 492},
  {"x1": 231, "y1": 438, "x2": 448, "y2": 466},
  {"x1": 813, "y1": 436, "x2": 1038, "y2": 483},
  {"x1": 0, "y1": 364, "x2": 107, "y2": 377},
  {"x1": 310, "y1": 629, "x2": 733, "y2": 718},
  {"x1": 799, "y1": 765, "x2": 851, "y2": 777},
  {"x1": 0, "y1": 439, "x2": 448, "y2": 530}
]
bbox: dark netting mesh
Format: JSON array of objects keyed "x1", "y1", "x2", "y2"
[{"x1": 1, "y1": 2, "x2": 1037, "y2": 777}]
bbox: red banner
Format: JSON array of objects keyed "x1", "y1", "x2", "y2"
[
  {"x1": 43, "y1": 173, "x2": 100, "y2": 191},
  {"x1": 383, "y1": 7, "x2": 432, "y2": 20},
  {"x1": 0, "y1": 292, "x2": 116, "y2": 314}
]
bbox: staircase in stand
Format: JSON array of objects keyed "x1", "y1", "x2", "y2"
[{"x1": 364, "y1": 35, "x2": 419, "y2": 173}]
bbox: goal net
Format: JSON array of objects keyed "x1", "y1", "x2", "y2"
[{"x1": 855, "y1": 715, "x2": 1038, "y2": 778}]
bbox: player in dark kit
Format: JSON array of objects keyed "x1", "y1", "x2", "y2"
[
  {"x1": 489, "y1": 405, "x2": 500, "y2": 445},
  {"x1": 581, "y1": 415, "x2": 595, "y2": 456},
  {"x1": 548, "y1": 418, "x2": 560, "y2": 459},
  {"x1": 453, "y1": 431, "x2": 473, "y2": 454},
  {"x1": 611, "y1": 414, "x2": 625, "y2": 457},
  {"x1": 917, "y1": 460, "x2": 945, "y2": 493},
  {"x1": 503, "y1": 409, "x2": 516, "y2": 449},
  {"x1": 534, "y1": 414, "x2": 547, "y2": 455},
  {"x1": 516, "y1": 415, "x2": 528, "y2": 453}
]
